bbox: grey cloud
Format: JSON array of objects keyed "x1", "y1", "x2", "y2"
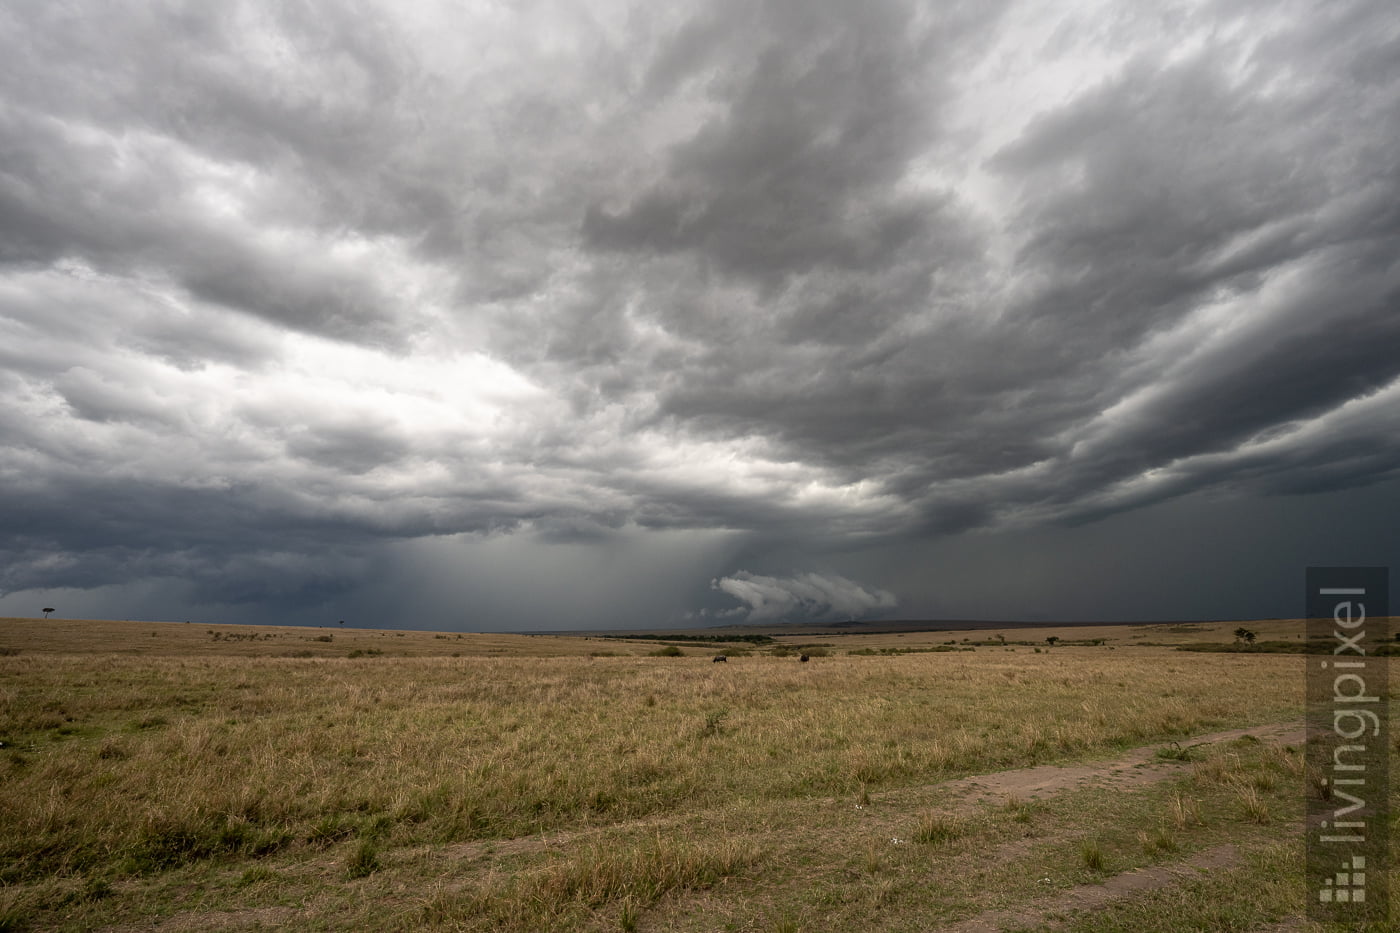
[
  {"x1": 1, "y1": 0, "x2": 1397, "y2": 629},
  {"x1": 559, "y1": 0, "x2": 1018, "y2": 493},
  {"x1": 281, "y1": 422, "x2": 413, "y2": 476},
  {"x1": 615, "y1": 0, "x2": 1400, "y2": 536},
  {"x1": 581, "y1": 0, "x2": 995, "y2": 287},
  {"x1": 0, "y1": 106, "x2": 415, "y2": 346},
  {"x1": 712, "y1": 570, "x2": 897, "y2": 622}
]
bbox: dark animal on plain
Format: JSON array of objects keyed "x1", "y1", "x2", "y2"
[
  {"x1": 713, "y1": 655, "x2": 727, "y2": 663},
  {"x1": 799, "y1": 654, "x2": 810, "y2": 662}
]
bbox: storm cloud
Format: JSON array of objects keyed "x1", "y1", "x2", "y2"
[
  {"x1": 713, "y1": 571, "x2": 898, "y2": 623},
  {"x1": 0, "y1": 0, "x2": 1396, "y2": 629}
]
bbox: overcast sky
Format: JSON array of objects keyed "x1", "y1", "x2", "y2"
[{"x1": 1, "y1": 0, "x2": 1397, "y2": 631}]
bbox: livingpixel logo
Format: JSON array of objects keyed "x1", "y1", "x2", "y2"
[
  {"x1": 1306, "y1": 566, "x2": 1390, "y2": 923},
  {"x1": 1319, "y1": 855, "x2": 1366, "y2": 905}
]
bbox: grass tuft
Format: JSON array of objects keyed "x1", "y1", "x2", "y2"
[
  {"x1": 1237, "y1": 785, "x2": 1272, "y2": 824},
  {"x1": 1155, "y1": 741, "x2": 1196, "y2": 761},
  {"x1": 1002, "y1": 795, "x2": 1037, "y2": 824},
  {"x1": 1080, "y1": 837, "x2": 1107, "y2": 872},
  {"x1": 1138, "y1": 825, "x2": 1179, "y2": 855},
  {"x1": 1170, "y1": 791, "x2": 1204, "y2": 830},
  {"x1": 860, "y1": 842, "x2": 883, "y2": 875},
  {"x1": 913, "y1": 812, "x2": 965, "y2": 846},
  {"x1": 618, "y1": 896, "x2": 638, "y2": 931},
  {"x1": 346, "y1": 839, "x2": 381, "y2": 879},
  {"x1": 238, "y1": 865, "x2": 278, "y2": 887}
]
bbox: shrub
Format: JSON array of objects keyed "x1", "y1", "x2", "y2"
[{"x1": 649, "y1": 646, "x2": 683, "y2": 657}]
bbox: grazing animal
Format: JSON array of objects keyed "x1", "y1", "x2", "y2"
[
  {"x1": 799, "y1": 654, "x2": 810, "y2": 662},
  {"x1": 713, "y1": 655, "x2": 727, "y2": 663}
]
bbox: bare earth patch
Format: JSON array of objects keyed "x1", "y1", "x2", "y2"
[
  {"x1": 921, "y1": 720, "x2": 1305, "y2": 810},
  {"x1": 939, "y1": 844, "x2": 1242, "y2": 932}
]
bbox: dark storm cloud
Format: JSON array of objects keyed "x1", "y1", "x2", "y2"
[
  {"x1": 0, "y1": 472, "x2": 367, "y2": 602},
  {"x1": 555, "y1": 1, "x2": 1028, "y2": 528},
  {"x1": 582, "y1": 0, "x2": 993, "y2": 284},
  {"x1": 1, "y1": 0, "x2": 1397, "y2": 627},
  {"x1": 574, "y1": 0, "x2": 1400, "y2": 538}
]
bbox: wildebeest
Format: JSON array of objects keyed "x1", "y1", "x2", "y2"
[
  {"x1": 713, "y1": 655, "x2": 727, "y2": 663},
  {"x1": 799, "y1": 654, "x2": 810, "y2": 662}
]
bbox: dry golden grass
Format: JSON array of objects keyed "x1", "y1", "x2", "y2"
[
  {"x1": 1, "y1": 650, "x2": 1296, "y2": 871},
  {"x1": 0, "y1": 616, "x2": 621, "y2": 658},
  {"x1": 0, "y1": 616, "x2": 1327, "y2": 930}
]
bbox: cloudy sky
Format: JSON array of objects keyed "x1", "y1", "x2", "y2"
[{"x1": 1, "y1": 0, "x2": 1397, "y2": 631}]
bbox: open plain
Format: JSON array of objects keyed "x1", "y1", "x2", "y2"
[{"x1": 0, "y1": 617, "x2": 1390, "y2": 931}]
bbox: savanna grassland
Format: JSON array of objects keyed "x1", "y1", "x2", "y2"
[{"x1": 0, "y1": 618, "x2": 1386, "y2": 931}]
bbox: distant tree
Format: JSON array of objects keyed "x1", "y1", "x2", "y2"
[
  {"x1": 42, "y1": 608, "x2": 54, "y2": 619},
  {"x1": 1233, "y1": 627, "x2": 1257, "y2": 646},
  {"x1": 1045, "y1": 636, "x2": 1058, "y2": 646}
]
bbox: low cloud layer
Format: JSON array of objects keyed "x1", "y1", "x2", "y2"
[
  {"x1": 712, "y1": 571, "x2": 898, "y2": 623},
  {"x1": 1, "y1": 0, "x2": 1396, "y2": 628}
]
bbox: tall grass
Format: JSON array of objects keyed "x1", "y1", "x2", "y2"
[
  {"x1": 417, "y1": 836, "x2": 761, "y2": 931},
  {"x1": 0, "y1": 650, "x2": 1300, "y2": 885}
]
